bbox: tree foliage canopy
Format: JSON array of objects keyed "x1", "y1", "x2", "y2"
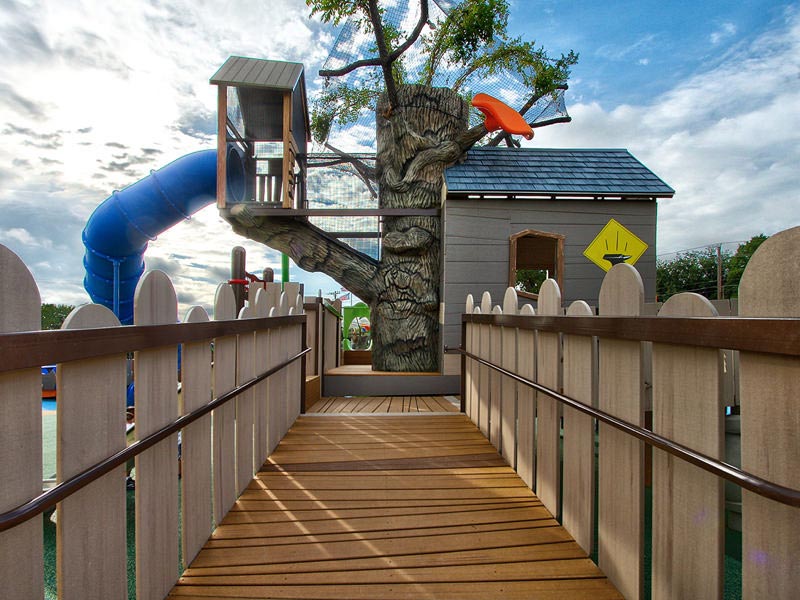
[
  {"x1": 656, "y1": 234, "x2": 768, "y2": 301},
  {"x1": 306, "y1": 0, "x2": 578, "y2": 143},
  {"x1": 41, "y1": 303, "x2": 74, "y2": 330}
]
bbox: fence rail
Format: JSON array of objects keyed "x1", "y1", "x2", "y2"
[
  {"x1": 0, "y1": 243, "x2": 308, "y2": 600},
  {"x1": 458, "y1": 225, "x2": 800, "y2": 600}
]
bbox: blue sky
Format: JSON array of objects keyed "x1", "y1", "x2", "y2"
[{"x1": 0, "y1": 0, "x2": 797, "y2": 314}]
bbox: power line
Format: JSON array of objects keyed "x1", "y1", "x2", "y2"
[{"x1": 657, "y1": 240, "x2": 747, "y2": 257}]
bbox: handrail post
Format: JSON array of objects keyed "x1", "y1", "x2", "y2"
[
  {"x1": 460, "y1": 320, "x2": 467, "y2": 413},
  {"x1": 301, "y1": 318, "x2": 307, "y2": 414}
]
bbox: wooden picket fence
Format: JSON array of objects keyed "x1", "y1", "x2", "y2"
[
  {"x1": 460, "y1": 226, "x2": 800, "y2": 599},
  {"x1": 0, "y1": 244, "x2": 307, "y2": 600}
]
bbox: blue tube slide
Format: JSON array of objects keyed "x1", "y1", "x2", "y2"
[{"x1": 83, "y1": 146, "x2": 245, "y2": 324}]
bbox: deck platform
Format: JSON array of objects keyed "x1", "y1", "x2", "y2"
[
  {"x1": 169, "y1": 410, "x2": 621, "y2": 599},
  {"x1": 308, "y1": 395, "x2": 460, "y2": 414},
  {"x1": 323, "y1": 361, "x2": 461, "y2": 397}
]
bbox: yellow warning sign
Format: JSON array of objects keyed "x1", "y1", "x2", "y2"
[{"x1": 584, "y1": 218, "x2": 648, "y2": 272}]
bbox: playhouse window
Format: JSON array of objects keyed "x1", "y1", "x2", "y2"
[{"x1": 509, "y1": 229, "x2": 564, "y2": 300}]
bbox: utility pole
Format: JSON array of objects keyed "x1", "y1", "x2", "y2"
[{"x1": 716, "y1": 245, "x2": 723, "y2": 299}]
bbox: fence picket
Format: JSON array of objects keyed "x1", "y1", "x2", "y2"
[
  {"x1": 489, "y1": 305, "x2": 503, "y2": 449},
  {"x1": 134, "y1": 270, "x2": 179, "y2": 600},
  {"x1": 253, "y1": 288, "x2": 272, "y2": 466},
  {"x1": 212, "y1": 283, "x2": 237, "y2": 525},
  {"x1": 265, "y1": 283, "x2": 283, "y2": 453},
  {"x1": 235, "y1": 305, "x2": 256, "y2": 495},
  {"x1": 562, "y1": 300, "x2": 595, "y2": 556},
  {"x1": 500, "y1": 288, "x2": 518, "y2": 465},
  {"x1": 0, "y1": 245, "x2": 43, "y2": 600},
  {"x1": 597, "y1": 263, "x2": 645, "y2": 600},
  {"x1": 284, "y1": 284, "x2": 302, "y2": 425},
  {"x1": 180, "y1": 305, "x2": 213, "y2": 569},
  {"x1": 56, "y1": 304, "x2": 127, "y2": 599},
  {"x1": 516, "y1": 303, "x2": 536, "y2": 489},
  {"x1": 278, "y1": 292, "x2": 290, "y2": 438},
  {"x1": 478, "y1": 292, "x2": 492, "y2": 437},
  {"x1": 652, "y1": 292, "x2": 723, "y2": 599},
  {"x1": 464, "y1": 295, "x2": 475, "y2": 422},
  {"x1": 536, "y1": 279, "x2": 562, "y2": 517},
  {"x1": 738, "y1": 227, "x2": 800, "y2": 598}
]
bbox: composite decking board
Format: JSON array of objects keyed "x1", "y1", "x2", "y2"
[
  {"x1": 199, "y1": 522, "x2": 570, "y2": 554},
  {"x1": 169, "y1": 414, "x2": 620, "y2": 599},
  {"x1": 306, "y1": 396, "x2": 460, "y2": 414}
]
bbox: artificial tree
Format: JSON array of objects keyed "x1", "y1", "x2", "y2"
[{"x1": 227, "y1": 0, "x2": 577, "y2": 371}]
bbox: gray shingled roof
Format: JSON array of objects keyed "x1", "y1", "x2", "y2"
[
  {"x1": 210, "y1": 56, "x2": 303, "y2": 91},
  {"x1": 445, "y1": 147, "x2": 674, "y2": 198}
]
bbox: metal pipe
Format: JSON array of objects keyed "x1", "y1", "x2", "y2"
[{"x1": 447, "y1": 345, "x2": 800, "y2": 508}]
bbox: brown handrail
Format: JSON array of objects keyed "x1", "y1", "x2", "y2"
[
  {"x1": 448, "y1": 346, "x2": 800, "y2": 508},
  {"x1": 462, "y1": 313, "x2": 800, "y2": 357},
  {"x1": 0, "y1": 314, "x2": 305, "y2": 373},
  {"x1": 0, "y1": 347, "x2": 310, "y2": 533}
]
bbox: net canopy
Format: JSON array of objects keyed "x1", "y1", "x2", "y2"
[
  {"x1": 305, "y1": 0, "x2": 572, "y2": 260},
  {"x1": 315, "y1": 0, "x2": 570, "y2": 152}
]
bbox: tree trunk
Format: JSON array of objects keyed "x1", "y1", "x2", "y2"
[
  {"x1": 223, "y1": 85, "x2": 481, "y2": 372},
  {"x1": 371, "y1": 85, "x2": 470, "y2": 371}
]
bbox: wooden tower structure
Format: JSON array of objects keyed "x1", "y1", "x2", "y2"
[{"x1": 210, "y1": 56, "x2": 310, "y2": 209}]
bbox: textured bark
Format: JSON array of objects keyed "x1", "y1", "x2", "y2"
[{"x1": 224, "y1": 85, "x2": 485, "y2": 372}]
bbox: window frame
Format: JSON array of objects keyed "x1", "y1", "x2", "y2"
[{"x1": 509, "y1": 229, "x2": 565, "y2": 300}]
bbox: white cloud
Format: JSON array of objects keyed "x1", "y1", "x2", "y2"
[
  {"x1": 531, "y1": 8, "x2": 800, "y2": 254},
  {"x1": 710, "y1": 22, "x2": 738, "y2": 45}
]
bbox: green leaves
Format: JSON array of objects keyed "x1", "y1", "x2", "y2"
[
  {"x1": 311, "y1": 80, "x2": 377, "y2": 142},
  {"x1": 656, "y1": 235, "x2": 768, "y2": 301},
  {"x1": 306, "y1": 0, "x2": 369, "y2": 26}
]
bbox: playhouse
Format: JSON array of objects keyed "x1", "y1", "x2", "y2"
[{"x1": 441, "y1": 146, "x2": 674, "y2": 351}]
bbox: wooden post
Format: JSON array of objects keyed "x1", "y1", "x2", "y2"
[
  {"x1": 216, "y1": 85, "x2": 227, "y2": 209},
  {"x1": 282, "y1": 92, "x2": 293, "y2": 208}
]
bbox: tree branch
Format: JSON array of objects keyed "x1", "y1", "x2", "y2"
[
  {"x1": 318, "y1": 1, "x2": 428, "y2": 81},
  {"x1": 319, "y1": 57, "x2": 383, "y2": 78},
  {"x1": 384, "y1": 123, "x2": 488, "y2": 192},
  {"x1": 366, "y1": 0, "x2": 399, "y2": 110},
  {"x1": 324, "y1": 142, "x2": 378, "y2": 198},
  {"x1": 388, "y1": 0, "x2": 429, "y2": 62},
  {"x1": 223, "y1": 205, "x2": 380, "y2": 303}
]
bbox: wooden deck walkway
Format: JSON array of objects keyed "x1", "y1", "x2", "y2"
[
  {"x1": 169, "y1": 411, "x2": 621, "y2": 599},
  {"x1": 308, "y1": 395, "x2": 459, "y2": 413}
]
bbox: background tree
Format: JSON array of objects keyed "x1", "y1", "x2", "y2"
[
  {"x1": 227, "y1": 0, "x2": 577, "y2": 371},
  {"x1": 656, "y1": 234, "x2": 768, "y2": 302},
  {"x1": 41, "y1": 303, "x2": 74, "y2": 330},
  {"x1": 725, "y1": 234, "x2": 767, "y2": 297}
]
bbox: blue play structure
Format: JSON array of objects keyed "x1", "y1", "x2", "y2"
[{"x1": 82, "y1": 146, "x2": 245, "y2": 323}]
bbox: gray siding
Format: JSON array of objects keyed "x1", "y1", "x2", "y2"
[{"x1": 442, "y1": 198, "x2": 658, "y2": 348}]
